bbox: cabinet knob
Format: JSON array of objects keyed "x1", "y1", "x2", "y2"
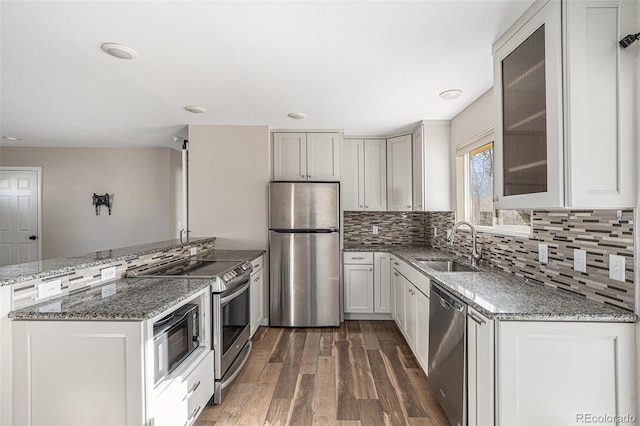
[
  {"x1": 301, "y1": 174, "x2": 305, "y2": 178},
  {"x1": 365, "y1": 205, "x2": 369, "y2": 208},
  {"x1": 492, "y1": 196, "x2": 499, "y2": 202},
  {"x1": 406, "y1": 205, "x2": 411, "y2": 209},
  {"x1": 307, "y1": 175, "x2": 311, "y2": 178},
  {"x1": 369, "y1": 268, "x2": 373, "y2": 271},
  {"x1": 394, "y1": 272, "x2": 400, "y2": 276},
  {"x1": 359, "y1": 204, "x2": 363, "y2": 208}
]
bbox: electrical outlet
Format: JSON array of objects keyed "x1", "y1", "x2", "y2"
[
  {"x1": 538, "y1": 243, "x2": 548, "y2": 264},
  {"x1": 190, "y1": 247, "x2": 198, "y2": 256},
  {"x1": 433, "y1": 226, "x2": 438, "y2": 237},
  {"x1": 574, "y1": 249, "x2": 586, "y2": 273},
  {"x1": 102, "y1": 283, "x2": 117, "y2": 298},
  {"x1": 38, "y1": 279, "x2": 61, "y2": 300},
  {"x1": 609, "y1": 255, "x2": 625, "y2": 282},
  {"x1": 372, "y1": 225, "x2": 379, "y2": 235},
  {"x1": 446, "y1": 229, "x2": 452, "y2": 240},
  {"x1": 101, "y1": 266, "x2": 116, "y2": 282}
]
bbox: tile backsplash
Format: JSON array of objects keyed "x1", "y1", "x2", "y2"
[{"x1": 345, "y1": 210, "x2": 635, "y2": 312}]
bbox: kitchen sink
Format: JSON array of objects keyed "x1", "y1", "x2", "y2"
[{"x1": 415, "y1": 259, "x2": 476, "y2": 272}]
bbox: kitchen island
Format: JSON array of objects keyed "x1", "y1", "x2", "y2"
[{"x1": 344, "y1": 245, "x2": 637, "y2": 425}]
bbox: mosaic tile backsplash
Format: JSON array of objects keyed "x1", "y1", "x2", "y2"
[
  {"x1": 12, "y1": 240, "x2": 216, "y2": 310},
  {"x1": 345, "y1": 210, "x2": 635, "y2": 311},
  {"x1": 343, "y1": 212, "x2": 427, "y2": 246}
]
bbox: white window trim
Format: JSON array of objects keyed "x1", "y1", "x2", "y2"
[{"x1": 456, "y1": 128, "x2": 532, "y2": 238}]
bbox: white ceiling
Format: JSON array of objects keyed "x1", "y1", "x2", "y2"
[{"x1": 1, "y1": 1, "x2": 534, "y2": 149}]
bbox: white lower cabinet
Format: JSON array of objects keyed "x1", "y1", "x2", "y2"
[
  {"x1": 250, "y1": 254, "x2": 264, "y2": 336},
  {"x1": 497, "y1": 321, "x2": 636, "y2": 426},
  {"x1": 413, "y1": 288, "x2": 430, "y2": 374},
  {"x1": 344, "y1": 264, "x2": 374, "y2": 313},
  {"x1": 343, "y1": 252, "x2": 391, "y2": 316},
  {"x1": 392, "y1": 257, "x2": 430, "y2": 375},
  {"x1": 467, "y1": 307, "x2": 494, "y2": 426},
  {"x1": 11, "y1": 289, "x2": 213, "y2": 426}
]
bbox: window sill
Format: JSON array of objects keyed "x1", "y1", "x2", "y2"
[{"x1": 475, "y1": 225, "x2": 532, "y2": 239}]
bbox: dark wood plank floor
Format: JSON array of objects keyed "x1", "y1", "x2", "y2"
[{"x1": 196, "y1": 320, "x2": 449, "y2": 425}]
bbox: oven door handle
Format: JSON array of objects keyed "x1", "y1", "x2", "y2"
[{"x1": 219, "y1": 282, "x2": 250, "y2": 305}]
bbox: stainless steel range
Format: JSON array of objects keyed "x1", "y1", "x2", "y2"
[{"x1": 128, "y1": 257, "x2": 253, "y2": 404}]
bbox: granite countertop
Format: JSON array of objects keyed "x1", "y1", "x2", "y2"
[
  {"x1": 344, "y1": 245, "x2": 636, "y2": 322},
  {"x1": 8, "y1": 277, "x2": 212, "y2": 321},
  {"x1": 0, "y1": 237, "x2": 216, "y2": 286},
  {"x1": 8, "y1": 248, "x2": 265, "y2": 321}
]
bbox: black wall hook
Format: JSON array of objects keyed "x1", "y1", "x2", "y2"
[{"x1": 619, "y1": 32, "x2": 640, "y2": 48}]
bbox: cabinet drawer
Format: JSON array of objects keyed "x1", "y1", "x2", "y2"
[
  {"x1": 251, "y1": 255, "x2": 264, "y2": 272},
  {"x1": 344, "y1": 252, "x2": 373, "y2": 264},
  {"x1": 392, "y1": 258, "x2": 430, "y2": 295},
  {"x1": 153, "y1": 351, "x2": 214, "y2": 425}
]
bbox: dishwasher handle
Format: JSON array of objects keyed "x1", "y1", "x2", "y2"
[{"x1": 432, "y1": 284, "x2": 466, "y2": 313}]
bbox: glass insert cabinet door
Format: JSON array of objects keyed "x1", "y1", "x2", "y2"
[{"x1": 492, "y1": 0, "x2": 563, "y2": 209}]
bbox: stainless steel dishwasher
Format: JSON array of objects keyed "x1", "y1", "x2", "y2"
[{"x1": 428, "y1": 283, "x2": 467, "y2": 426}]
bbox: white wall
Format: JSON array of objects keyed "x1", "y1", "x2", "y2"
[
  {"x1": 187, "y1": 125, "x2": 270, "y2": 250},
  {"x1": 450, "y1": 88, "x2": 494, "y2": 217},
  {"x1": 0, "y1": 147, "x2": 178, "y2": 259}
]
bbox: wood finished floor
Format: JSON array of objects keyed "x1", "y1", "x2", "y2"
[{"x1": 195, "y1": 320, "x2": 448, "y2": 425}]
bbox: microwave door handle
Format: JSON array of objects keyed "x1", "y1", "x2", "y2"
[
  {"x1": 154, "y1": 309, "x2": 193, "y2": 337},
  {"x1": 220, "y1": 283, "x2": 250, "y2": 305}
]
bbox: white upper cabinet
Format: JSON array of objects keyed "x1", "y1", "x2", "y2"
[
  {"x1": 273, "y1": 133, "x2": 307, "y2": 180},
  {"x1": 387, "y1": 134, "x2": 413, "y2": 211},
  {"x1": 342, "y1": 139, "x2": 387, "y2": 211},
  {"x1": 564, "y1": 0, "x2": 636, "y2": 208},
  {"x1": 493, "y1": 0, "x2": 636, "y2": 209},
  {"x1": 412, "y1": 122, "x2": 452, "y2": 211},
  {"x1": 493, "y1": 0, "x2": 563, "y2": 209},
  {"x1": 273, "y1": 132, "x2": 340, "y2": 181},
  {"x1": 307, "y1": 133, "x2": 341, "y2": 181}
]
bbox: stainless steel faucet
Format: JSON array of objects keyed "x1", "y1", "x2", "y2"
[{"x1": 448, "y1": 221, "x2": 482, "y2": 267}]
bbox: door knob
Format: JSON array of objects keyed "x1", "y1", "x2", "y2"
[{"x1": 29, "y1": 235, "x2": 37, "y2": 240}]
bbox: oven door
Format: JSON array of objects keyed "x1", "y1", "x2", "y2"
[{"x1": 213, "y1": 277, "x2": 251, "y2": 378}]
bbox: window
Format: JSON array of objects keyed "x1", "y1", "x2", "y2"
[{"x1": 457, "y1": 136, "x2": 531, "y2": 235}]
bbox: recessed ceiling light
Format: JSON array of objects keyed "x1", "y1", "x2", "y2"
[
  {"x1": 101, "y1": 42, "x2": 137, "y2": 60},
  {"x1": 288, "y1": 112, "x2": 307, "y2": 120},
  {"x1": 184, "y1": 105, "x2": 207, "y2": 114},
  {"x1": 2, "y1": 136, "x2": 21, "y2": 141},
  {"x1": 439, "y1": 89, "x2": 463, "y2": 100}
]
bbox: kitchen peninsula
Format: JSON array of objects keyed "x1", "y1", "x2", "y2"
[{"x1": 0, "y1": 238, "x2": 264, "y2": 426}]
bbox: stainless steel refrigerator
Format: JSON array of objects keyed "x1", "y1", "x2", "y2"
[{"x1": 269, "y1": 182, "x2": 340, "y2": 327}]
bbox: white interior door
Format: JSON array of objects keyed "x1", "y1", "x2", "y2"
[{"x1": 0, "y1": 168, "x2": 41, "y2": 266}]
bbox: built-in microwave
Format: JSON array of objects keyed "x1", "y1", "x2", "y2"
[{"x1": 153, "y1": 303, "x2": 200, "y2": 385}]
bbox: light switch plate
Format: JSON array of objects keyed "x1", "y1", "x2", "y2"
[
  {"x1": 190, "y1": 247, "x2": 198, "y2": 256},
  {"x1": 574, "y1": 249, "x2": 586, "y2": 273},
  {"x1": 101, "y1": 266, "x2": 116, "y2": 282},
  {"x1": 38, "y1": 279, "x2": 61, "y2": 300},
  {"x1": 538, "y1": 243, "x2": 548, "y2": 264},
  {"x1": 372, "y1": 225, "x2": 379, "y2": 235},
  {"x1": 609, "y1": 255, "x2": 625, "y2": 282},
  {"x1": 433, "y1": 226, "x2": 438, "y2": 237}
]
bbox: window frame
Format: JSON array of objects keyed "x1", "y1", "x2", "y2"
[{"x1": 456, "y1": 128, "x2": 532, "y2": 238}]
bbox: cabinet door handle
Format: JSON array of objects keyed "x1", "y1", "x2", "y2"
[
  {"x1": 365, "y1": 205, "x2": 369, "y2": 208},
  {"x1": 394, "y1": 262, "x2": 400, "y2": 266},
  {"x1": 467, "y1": 312, "x2": 486, "y2": 325},
  {"x1": 492, "y1": 196, "x2": 499, "y2": 203},
  {"x1": 359, "y1": 204, "x2": 363, "y2": 208},
  {"x1": 406, "y1": 205, "x2": 411, "y2": 209},
  {"x1": 394, "y1": 272, "x2": 400, "y2": 276},
  {"x1": 351, "y1": 256, "x2": 365, "y2": 260},
  {"x1": 369, "y1": 268, "x2": 373, "y2": 271}
]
